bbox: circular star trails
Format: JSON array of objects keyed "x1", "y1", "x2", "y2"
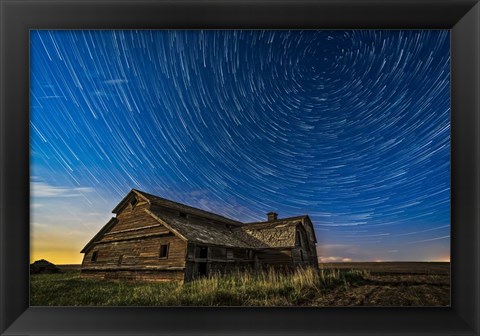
[{"x1": 30, "y1": 30, "x2": 450, "y2": 262}]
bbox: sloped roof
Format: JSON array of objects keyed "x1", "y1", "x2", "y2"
[
  {"x1": 245, "y1": 215, "x2": 316, "y2": 245},
  {"x1": 148, "y1": 209, "x2": 302, "y2": 249},
  {"x1": 246, "y1": 215, "x2": 309, "y2": 226},
  {"x1": 113, "y1": 189, "x2": 242, "y2": 226},
  {"x1": 80, "y1": 217, "x2": 118, "y2": 253},
  {"x1": 236, "y1": 219, "x2": 301, "y2": 248},
  {"x1": 147, "y1": 209, "x2": 262, "y2": 248},
  {"x1": 83, "y1": 190, "x2": 312, "y2": 253}
]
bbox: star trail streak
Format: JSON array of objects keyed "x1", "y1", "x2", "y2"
[{"x1": 30, "y1": 30, "x2": 450, "y2": 264}]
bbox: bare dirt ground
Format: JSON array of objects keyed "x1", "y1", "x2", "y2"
[{"x1": 316, "y1": 262, "x2": 450, "y2": 306}]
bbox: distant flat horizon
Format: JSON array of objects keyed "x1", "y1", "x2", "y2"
[
  {"x1": 35, "y1": 261, "x2": 451, "y2": 267},
  {"x1": 30, "y1": 30, "x2": 450, "y2": 265}
]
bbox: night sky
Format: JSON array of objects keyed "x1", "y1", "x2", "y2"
[{"x1": 30, "y1": 30, "x2": 450, "y2": 264}]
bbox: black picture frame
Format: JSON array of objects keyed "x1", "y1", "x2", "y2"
[{"x1": 1, "y1": 0, "x2": 479, "y2": 335}]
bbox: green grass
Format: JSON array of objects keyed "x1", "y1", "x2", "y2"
[{"x1": 30, "y1": 267, "x2": 369, "y2": 306}]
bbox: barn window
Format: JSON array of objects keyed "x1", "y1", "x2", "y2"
[
  {"x1": 118, "y1": 255, "x2": 123, "y2": 265},
  {"x1": 159, "y1": 244, "x2": 169, "y2": 259},
  {"x1": 300, "y1": 250, "x2": 304, "y2": 262},
  {"x1": 179, "y1": 212, "x2": 187, "y2": 218},
  {"x1": 130, "y1": 197, "x2": 138, "y2": 208},
  {"x1": 91, "y1": 251, "x2": 98, "y2": 262}
]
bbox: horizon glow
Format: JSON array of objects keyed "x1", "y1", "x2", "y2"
[{"x1": 30, "y1": 30, "x2": 450, "y2": 264}]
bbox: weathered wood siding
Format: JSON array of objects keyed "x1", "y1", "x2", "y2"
[
  {"x1": 81, "y1": 269, "x2": 185, "y2": 282},
  {"x1": 290, "y1": 225, "x2": 317, "y2": 267},
  {"x1": 210, "y1": 246, "x2": 227, "y2": 260},
  {"x1": 81, "y1": 202, "x2": 188, "y2": 281},
  {"x1": 308, "y1": 245, "x2": 319, "y2": 267},
  {"x1": 183, "y1": 243, "x2": 256, "y2": 280},
  {"x1": 291, "y1": 247, "x2": 311, "y2": 265},
  {"x1": 300, "y1": 218, "x2": 319, "y2": 268},
  {"x1": 111, "y1": 201, "x2": 153, "y2": 231},
  {"x1": 81, "y1": 235, "x2": 186, "y2": 268},
  {"x1": 254, "y1": 248, "x2": 294, "y2": 268}
]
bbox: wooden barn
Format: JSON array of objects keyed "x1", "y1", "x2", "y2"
[{"x1": 80, "y1": 189, "x2": 319, "y2": 282}]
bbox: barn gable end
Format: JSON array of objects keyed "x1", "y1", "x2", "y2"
[{"x1": 80, "y1": 192, "x2": 188, "y2": 281}]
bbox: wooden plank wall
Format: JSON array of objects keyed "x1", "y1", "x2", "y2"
[
  {"x1": 301, "y1": 218, "x2": 319, "y2": 267},
  {"x1": 81, "y1": 269, "x2": 185, "y2": 282},
  {"x1": 82, "y1": 235, "x2": 186, "y2": 269},
  {"x1": 254, "y1": 248, "x2": 294, "y2": 268},
  {"x1": 81, "y1": 202, "x2": 188, "y2": 281},
  {"x1": 183, "y1": 242, "x2": 303, "y2": 280},
  {"x1": 184, "y1": 243, "x2": 257, "y2": 281}
]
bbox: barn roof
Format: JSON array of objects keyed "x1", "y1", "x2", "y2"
[
  {"x1": 147, "y1": 209, "x2": 303, "y2": 249},
  {"x1": 80, "y1": 217, "x2": 118, "y2": 253},
  {"x1": 147, "y1": 209, "x2": 264, "y2": 248},
  {"x1": 236, "y1": 218, "x2": 302, "y2": 248},
  {"x1": 113, "y1": 189, "x2": 242, "y2": 226},
  {"x1": 247, "y1": 215, "x2": 317, "y2": 244},
  {"x1": 246, "y1": 215, "x2": 309, "y2": 226},
  {"x1": 82, "y1": 190, "x2": 313, "y2": 253}
]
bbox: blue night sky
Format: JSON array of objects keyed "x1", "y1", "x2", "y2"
[{"x1": 30, "y1": 30, "x2": 450, "y2": 264}]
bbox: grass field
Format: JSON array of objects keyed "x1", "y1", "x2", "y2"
[{"x1": 30, "y1": 262, "x2": 450, "y2": 306}]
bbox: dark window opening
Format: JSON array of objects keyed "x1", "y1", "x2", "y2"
[
  {"x1": 300, "y1": 250, "x2": 304, "y2": 262},
  {"x1": 296, "y1": 230, "x2": 302, "y2": 246},
  {"x1": 118, "y1": 255, "x2": 123, "y2": 265},
  {"x1": 91, "y1": 251, "x2": 98, "y2": 262},
  {"x1": 159, "y1": 244, "x2": 169, "y2": 258},
  {"x1": 247, "y1": 250, "x2": 253, "y2": 259},
  {"x1": 197, "y1": 262, "x2": 207, "y2": 277},
  {"x1": 196, "y1": 246, "x2": 208, "y2": 259},
  {"x1": 179, "y1": 212, "x2": 187, "y2": 218},
  {"x1": 130, "y1": 197, "x2": 138, "y2": 208}
]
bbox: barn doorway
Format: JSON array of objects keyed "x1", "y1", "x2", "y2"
[{"x1": 197, "y1": 262, "x2": 207, "y2": 277}]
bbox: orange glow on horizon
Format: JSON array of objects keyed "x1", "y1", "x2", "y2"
[
  {"x1": 30, "y1": 245, "x2": 84, "y2": 264},
  {"x1": 30, "y1": 232, "x2": 87, "y2": 265}
]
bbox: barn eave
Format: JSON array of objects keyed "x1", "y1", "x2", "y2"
[{"x1": 80, "y1": 217, "x2": 118, "y2": 253}]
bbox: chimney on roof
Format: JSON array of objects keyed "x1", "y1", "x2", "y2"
[{"x1": 267, "y1": 212, "x2": 278, "y2": 221}]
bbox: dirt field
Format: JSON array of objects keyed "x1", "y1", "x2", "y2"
[{"x1": 317, "y1": 262, "x2": 450, "y2": 306}]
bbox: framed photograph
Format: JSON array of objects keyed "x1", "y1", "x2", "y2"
[{"x1": 1, "y1": 0, "x2": 479, "y2": 335}]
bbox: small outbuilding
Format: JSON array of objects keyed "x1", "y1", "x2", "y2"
[{"x1": 30, "y1": 259, "x2": 60, "y2": 274}]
